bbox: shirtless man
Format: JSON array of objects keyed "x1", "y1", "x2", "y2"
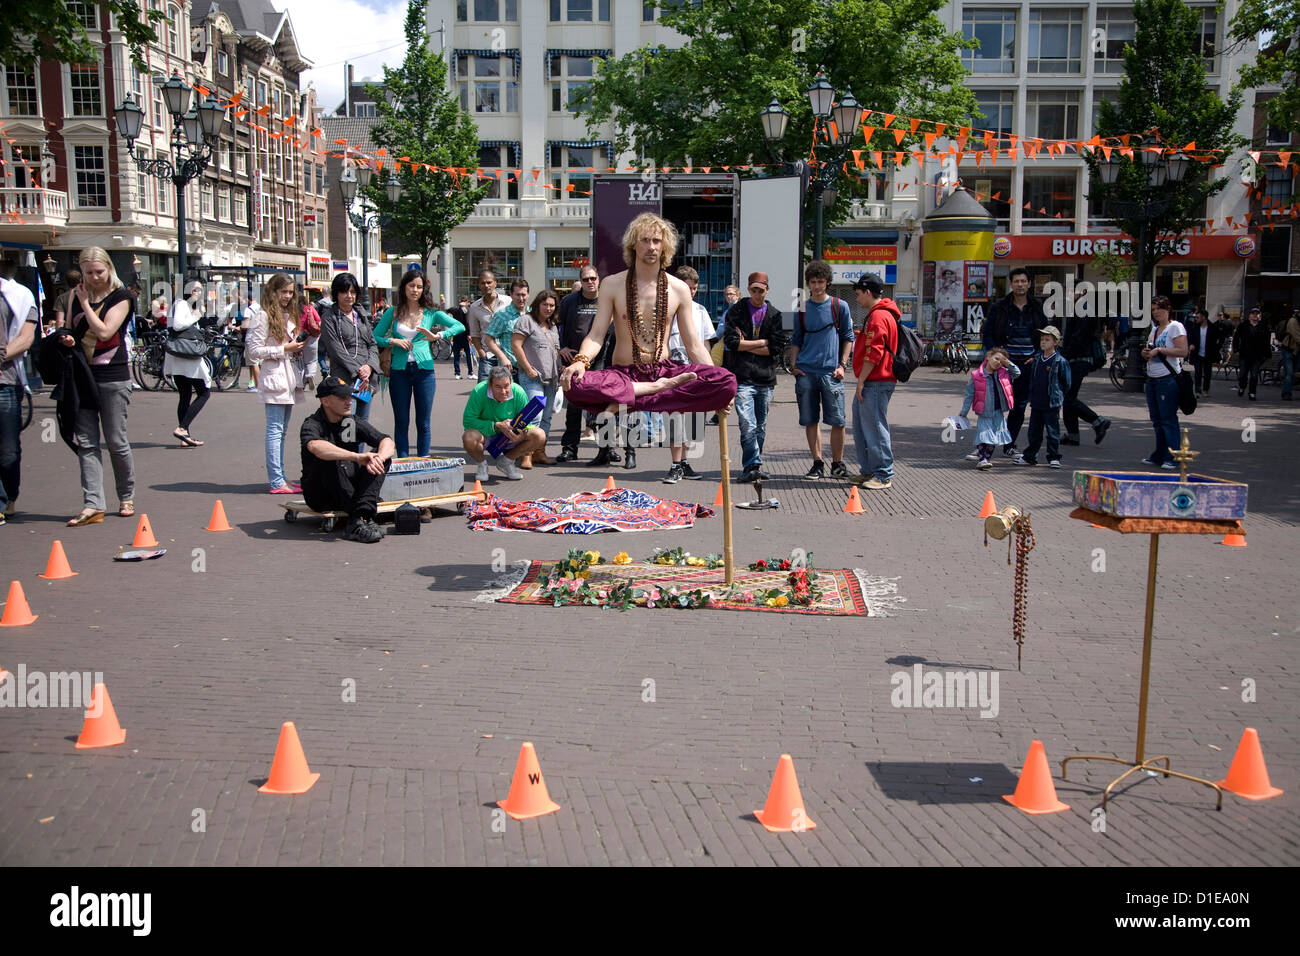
[{"x1": 561, "y1": 213, "x2": 736, "y2": 417}]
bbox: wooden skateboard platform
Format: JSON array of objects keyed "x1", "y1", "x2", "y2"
[{"x1": 280, "y1": 489, "x2": 487, "y2": 532}]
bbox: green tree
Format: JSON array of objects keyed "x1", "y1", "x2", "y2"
[
  {"x1": 2, "y1": 0, "x2": 163, "y2": 71},
  {"x1": 1087, "y1": 0, "x2": 1245, "y2": 278},
  {"x1": 1230, "y1": 0, "x2": 1300, "y2": 139},
  {"x1": 364, "y1": 0, "x2": 488, "y2": 271},
  {"x1": 573, "y1": 0, "x2": 975, "y2": 235}
]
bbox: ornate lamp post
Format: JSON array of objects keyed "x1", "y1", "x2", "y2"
[
  {"x1": 337, "y1": 160, "x2": 403, "y2": 311},
  {"x1": 759, "y1": 72, "x2": 864, "y2": 259},
  {"x1": 113, "y1": 72, "x2": 226, "y2": 286},
  {"x1": 1096, "y1": 137, "x2": 1193, "y2": 392}
]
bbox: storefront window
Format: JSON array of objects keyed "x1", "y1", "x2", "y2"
[
  {"x1": 1023, "y1": 170, "x2": 1077, "y2": 232},
  {"x1": 455, "y1": 248, "x2": 524, "y2": 301}
]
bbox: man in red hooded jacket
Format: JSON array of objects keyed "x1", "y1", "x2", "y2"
[{"x1": 850, "y1": 274, "x2": 899, "y2": 490}]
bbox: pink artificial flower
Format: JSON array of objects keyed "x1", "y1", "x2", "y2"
[{"x1": 742, "y1": 591, "x2": 755, "y2": 602}]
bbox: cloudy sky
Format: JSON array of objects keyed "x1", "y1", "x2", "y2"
[{"x1": 277, "y1": 0, "x2": 410, "y2": 114}]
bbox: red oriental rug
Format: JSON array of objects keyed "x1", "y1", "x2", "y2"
[{"x1": 498, "y1": 561, "x2": 869, "y2": 615}]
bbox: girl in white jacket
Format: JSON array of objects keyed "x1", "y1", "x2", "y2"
[
  {"x1": 163, "y1": 282, "x2": 212, "y2": 446},
  {"x1": 246, "y1": 273, "x2": 308, "y2": 493}
]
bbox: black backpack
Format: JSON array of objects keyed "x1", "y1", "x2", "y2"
[{"x1": 881, "y1": 314, "x2": 924, "y2": 383}]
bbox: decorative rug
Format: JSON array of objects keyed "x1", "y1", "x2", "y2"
[
  {"x1": 466, "y1": 488, "x2": 714, "y2": 534},
  {"x1": 498, "y1": 561, "x2": 869, "y2": 615}
]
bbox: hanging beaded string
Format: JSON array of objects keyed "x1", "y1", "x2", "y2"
[
  {"x1": 1011, "y1": 514, "x2": 1035, "y2": 671},
  {"x1": 625, "y1": 268, "x2": 670, "y2": 369}
]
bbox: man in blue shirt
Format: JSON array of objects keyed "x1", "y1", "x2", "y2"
[
  {"x1": 790, "y1": 260, "x2": 855, "y2": 479},
  {"x1": 483, "y1": 277, "x2": 529, "y2": 376}
]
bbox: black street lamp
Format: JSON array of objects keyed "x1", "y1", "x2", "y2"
[
  {"x1": 338, "y1": 160, "x2": 403, "y2": 310},
  {"x1": 114, "y1": 73, "x2": 226, "y2": 288},
  {"x1": 760, "y1": 73, "x2": 864, "y2": 260},
  {"x1": 1096, "y1": 136, "x2": 1192, "y2": 392}
]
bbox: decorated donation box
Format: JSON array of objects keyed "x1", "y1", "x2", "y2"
[
  {"x1": 1072, "y1": 470, "x2": 1247, "y2": 521},
  {"x1": 379, "y1": 457, "x2": 466, "y2": 502}
]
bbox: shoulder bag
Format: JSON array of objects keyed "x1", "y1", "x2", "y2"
[
  {"x1": 165, "y1": 324, "x2": 209, "y2": 357},
  {"x1": 1158, "y1": 354, "x2": 1197, "y2": 416}
]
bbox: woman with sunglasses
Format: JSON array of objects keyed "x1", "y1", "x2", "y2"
[{"x1": 374, "y1": 270, "x2": 464, "y2": 457}]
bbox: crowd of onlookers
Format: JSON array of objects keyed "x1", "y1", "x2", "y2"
[{"x1": 3, "y1": 243, "x2": 1298, "y2": 541}]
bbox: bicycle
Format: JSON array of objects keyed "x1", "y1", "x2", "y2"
[
  {"x1": 131, "y1": 327, "x2": 170, "y2": 391},
  {"x1": 938, "y1": 331, "x2": 971, "y2": 375},
  {"x1": 207, "y1": 332, "x2": 244, "y2": 391}
]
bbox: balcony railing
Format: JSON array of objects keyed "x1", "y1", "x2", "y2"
[
  {"x1": 847, "y1": 199, "x2": 889, "y2": 220},
  {"x1": 467, "y1": 201, "x2": 518, "y2": 219},
  {"x1": 546, "y1": 201, "x2": 590, "y2": 219},
  {"x1": 0, "y1": 187, "x2": 70, "y2": 226}
]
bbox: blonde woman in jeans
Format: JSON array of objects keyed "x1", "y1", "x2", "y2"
[
  {"x1": 247, "y1": 273, "x2": 308, "y2": 493},
  {"x1": 58, "y1": 247, "x2": 136, "y2": 526}
]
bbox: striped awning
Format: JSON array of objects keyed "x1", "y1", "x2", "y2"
[
  {"x1": 544, "y1": 49, "x2": 611, "y2": 75},
  {"x1": 479, "y1": 140, "x2": 522, "y2": 167},
  {"x1": 451, "y1": 49, "x2": 522, "y2": 78},
  {"x1": 548, "y1": 140, "x2": 615, "y2": 167}
]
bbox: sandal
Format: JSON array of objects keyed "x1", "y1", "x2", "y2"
[
  {"x1": 173, "y1": 428, "x2": 203, "y2": 447},
  {"x1": 118, "y1": 500, "x2": 135, "y2": 517},
  {"x1": 68, "y1": 509, "x2": 105, "y2": 527}
]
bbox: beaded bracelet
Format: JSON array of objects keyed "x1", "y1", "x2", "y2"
[{"x1": 573, "y1": 353, "x2": 592, "y2": 368}]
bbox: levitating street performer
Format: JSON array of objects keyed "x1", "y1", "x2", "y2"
[{"x1": 561, "y1": 214, "x2": 737, "y2": 422}]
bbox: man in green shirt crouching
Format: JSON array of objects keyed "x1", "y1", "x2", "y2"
[{"x1": 462, "y1": 365, "x2": 545, "y2": 482}]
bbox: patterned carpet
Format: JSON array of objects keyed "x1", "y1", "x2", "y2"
[
  {"x1": 466, "y1": 488, "x2": 714, "y2": 533},
  {"x1": 498, "y1": 561, "x2": 869, "y2": 615}
]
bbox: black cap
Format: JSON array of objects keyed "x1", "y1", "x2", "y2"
[
  {"x1": 853, "y1": 274, "x2": 885, "y2": 295},
  {"x1": 316, "y1": 375, "x2": 352, "y2": 399}
]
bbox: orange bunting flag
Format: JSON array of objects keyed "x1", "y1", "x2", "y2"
[
  {"x1": 882, "y1": 113, "x2": 896, "y2": 128},
  {"x1": 924, "y1": 132, "x2": 937, "y2": 150},
  {"x1": 861, "y1": 125, "x2": 876, "y2": 143},
  {"x1": 851, "y1": 149, "x2": 864, "y2": 170},
  {"x1": 872, "y1": 151, "x2": 882, "y2": 169},
  {"x1": 893, "y1": 128, "x2": 906, "y2": 145},
  {"x1": 936, "y1": 123, "x2": 947, "y2": 137},
  {"x1": 909, "y1": 117, "x2": 921, "y2": 133}
]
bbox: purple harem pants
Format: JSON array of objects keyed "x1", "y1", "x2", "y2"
[{"x1": 564, "y1": 361, "x2": 737, "y2": 414}]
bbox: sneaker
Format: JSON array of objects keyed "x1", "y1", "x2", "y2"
[
  {"x1": 496, "y1": 458, "x2": 524, "y2": 480},
  {"x1": 738, "y1": 468, "x2": 759, "y2": 484},
  {"x1": 455, "y1": 374, "x2": 462, "y2": 380},
  {"x1": 1060, "y1": 435, "x2": 1081, "y2": 446},
  {"x1": 663, "y1": 462, "x2": 685, "y2": 484},
  {"x1": 803, "y1": 459, "x2": 826, "y2": 480},
  {"x1": 754, "y1": 468, "x2": 771, "y2": 481},
  {"x1": 1160, "y1": 462, "x2": 1177, "y2": 470},
  {"x1": 1237, "y1": 388, "x2": 1245, "y2": 397},
  {"x1": 680, "y1": 462, "x2": 704, "y2": 480},
  {"x1": 977, "y1": 459, "x2": 993, "y2": 470},
  {"x1": 1249, "y1": 394, "x2": 1257, "y2": 401},
  {"x1": 1094, "y1": 419, "x2": 1111, "y2": 445},
  {"x1": 1003, "y1": 444, "x2": 1018, "y2": 457},
  {"x1": 1049, "y1": 459, "x2": 1062, "y2": 469},
  {"x1": 475, "y1": 460, "x2": 490, "y2": 483},
  {"x1": 1013, "y1": 455, "x2": 1035, "y2": 466},
  {"x1": 1141, "y1": 457, "x2": 1157, "y2": 466},
  {"x1": 829, "y1": 461, "x2": 850, "y2": 479},
  {"x1": 245, "y1": 383, "x2": 258, "y2": 392},
  {"x1": 964, "y1": 452, "x2": 980, "y2": 461},
  {"x1": 861, "y1": 477, "x2": 892, "y2": 490},
  {"x1": 344, "y1": 516, "x2": 384, "y2": 543}
]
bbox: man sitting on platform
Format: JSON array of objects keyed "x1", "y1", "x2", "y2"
[
  {"x1": 560, "y1": 214, "x2": 736, "y2": 436},
  {"x1": 300, "y1": 376, "x2": 396, "y2": 544},
  {"x1": 462, "y1": 365, "x2": 546, "y2": 483}
]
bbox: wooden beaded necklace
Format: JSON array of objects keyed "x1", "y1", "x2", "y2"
[{"x1": 625, "y1": 268, "x2": 669, "y2": 367}]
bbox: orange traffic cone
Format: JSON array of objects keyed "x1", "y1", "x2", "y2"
[
  {"x1": 497, "y1": 741, "x2": 561, "y2": 820},
  {"x1": 75, "y1": 683, "x2": 126, "y2": 749},
  {"x1": 604, "y1": 475, "x2": 616, "y2": 492},
  {"x1": 713, "y1": 482, "x2": 724, "y2": 507},
  {"x1": 1220, "y1": 532, "x2": 1247, "y2": 548},
  {"x1": 131, "y1": 514, "x2": 158, "y2": 548},
  {"x1": 1003, "y1": 740, "x2": 1069, "y2": 814},
  {"x1": 205, "y1": 500, "x2": 233, "y2": 532},
  {"x1": 0, "y1": 580, "x2": 37, "y2": 627},
  {"x1": 258, "y1": 721, "x2": 320, "y2": 794},
  {"x1": 979, "y1": 491, "x2": 997, "y2": 519},
  {"x1": 1216, "y1": 728, "x2": 1282, "y2": 800},
  {"x1": 38, "y1": 540, "x2": 78, "y2": 580},
  {"x1": 472, "y1": 479, "x2": 483, "y2": 494},
  {"x1": 843, "y1": 486, "x2": 865, "y2": 514},
  {"x1": 754, "y1": 754, "x2": 817, "y2": 832}
]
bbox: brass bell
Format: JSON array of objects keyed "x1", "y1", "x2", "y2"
[{"x1": 984, "y1": 506, "x2": 1022, "y2": 541}]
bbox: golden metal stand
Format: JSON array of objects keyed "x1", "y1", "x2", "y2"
[
  {"x1": 1060, "y1": 531, "x2": 1224, "y2": 810},
  {"x1": 717, "y1": 408, "x2": 734, "y2": 586}
]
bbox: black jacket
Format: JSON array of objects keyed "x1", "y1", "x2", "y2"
[
  {"x1": 319, "y1": 302, "x2": 378, "y2": 382},
  {"x1": 984, "y1": 293, "x2": 1048, "y2": 356},
  {"x1": 722, "y1": 300, "x2": 787, "y2": 387},
  {"x1": 1187, "y1": 322, "x2": 1223, "y2": 363},
  {"x1": 1233, "y1": 321, "x2": 1272, "y2": 364},
  {"x1": 38, "y1": 338, "x2": 100, "y2": 452},
  {"x1": 1060, "y1": 314, "x2": 1099, "y2": 361}
]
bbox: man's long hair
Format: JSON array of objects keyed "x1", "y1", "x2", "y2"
[{"x1": 621, "y1": 212, "x2": 677, "y2": 270}]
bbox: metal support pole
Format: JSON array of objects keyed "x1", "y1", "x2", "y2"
[
  {"x1": 1135, "y1": 532, "x2": 1160, "y2": 765},
  {"x1": 814, "y1": 182, "x2": 824, "y2": 261},
  {"x1": 175, "y1": 176, "x2": 188, "y2": 288},
  {"x1": 360, "y1": 226, "x2": 370, "y2": 312},
  {"x1": 1123, "y1": 216, "x2": 1149, "y2": 392}
]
